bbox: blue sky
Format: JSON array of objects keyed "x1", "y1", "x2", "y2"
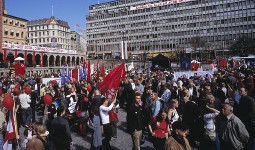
[{"x1": 5, "y1": 0, "x2": 114, "y2": 31}]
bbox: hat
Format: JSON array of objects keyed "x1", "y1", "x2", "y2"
[{"x1": 172, "y1": 121, "x2": 189, "y2": 131}]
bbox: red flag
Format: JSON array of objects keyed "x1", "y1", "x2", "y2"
[
  {"x1": 101, "y1": 63, "x2": 105, "y2": 79},
  {"x1": 121, "y1": 65, "x2": 126, "y2": 81},
  {"x1": 98, "y1": 63, "x2": 125, "y2": 94},
  {"x1": 24, "y1": 50, "x2": 27, "y2": 64},
  {"x1": 71, "y1": 68, "x2": 79, "y2": 82},
  {"x1": 87, "y1": 60, "x2": 91, "y2": 81},
  {"x1": 15, "y1": 63, "x2": 25, "y2": 76},
  {"x1": 83, "y1": 59, "x2": 86, "y2": 71},
  {"x1": 33, "y1": 51, "x2": 35, "y2": 68},
  {"x1": 14, "y1": 49, "x2": 17, "y2": 62},
  {"x1": 41, "y1": 51, "x2": 43, "y2": 67},
  {"x1": 76, "y1": 24, "x2": 79, "y2": 27},
  {"x1": 3, "y1": 110, "x2": 16, "y2": 150},
  {"x1": 97, "y1": 60, "x2": 100, "y2": 81},
  {"x1": 3, "y1": 49, "x2": 6, "y2": 63}
]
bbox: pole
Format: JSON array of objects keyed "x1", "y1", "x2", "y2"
[
  {"x1": 0, "y1": 0, "x2": 2, "y2": 52},
  {"x1": 52, "y1": 5, "x2": 54, "y2": 17}
]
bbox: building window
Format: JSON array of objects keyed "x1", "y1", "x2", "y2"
[
  {"x1": 16, "y1": 31, "x2": 19, "y2": 37},
  {"x1": 15, "y1": 21, "x2": 19, "y2": 26},
  {"x1": 4, "y1": 28, "x2": 8, "y2": 35},
  {"x1": 52, "y1": 31, "x2": 55, "y2": 36},
  {"x1": 21, "y1": 32, "x2": 24, "y2": 38},
  {"x1": 10, "y1": 30, "x2": 14, "y2": 36},
  {"x1": 3, "y1": 18, "x2": 8, "y2": 24},
  {"x1": 9, "y1": 20, "x2": 13, "y2": 25}
]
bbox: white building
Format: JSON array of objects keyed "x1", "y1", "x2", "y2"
[{"x1": 27, "y1": 17, "x2": 71, "y2": 49}]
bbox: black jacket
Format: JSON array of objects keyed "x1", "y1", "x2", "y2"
[{"x1": 127, "y1": 104, "x2": 144, "y2": 133}]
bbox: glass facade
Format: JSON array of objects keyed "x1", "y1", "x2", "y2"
[{"x1": 86, "y1": 0, "x2": 255, "y2": 56}]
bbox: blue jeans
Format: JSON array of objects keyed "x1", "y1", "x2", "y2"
[
  {"x1": 0, "y1": 135, "x2": 4, "y2": 150},
  {"x1": 22, "y1": 107, "x2": 32, "y2": 126}
]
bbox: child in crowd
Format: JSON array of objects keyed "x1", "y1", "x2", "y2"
[{"x1": 21, "y1": 128, "x2": 33, "y2": 148}]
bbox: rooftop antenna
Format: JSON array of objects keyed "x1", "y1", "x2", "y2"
[{"x1": 51, "y1": 5, "x2": 54, "y2": 17}]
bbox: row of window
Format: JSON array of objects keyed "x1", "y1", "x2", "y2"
[
  {"x1": 87, "y1": 8, "x2": 254, "y2": 28},
  {"x1": 3, "y1": 29, "x2": 24, "y2": 38},
  {"x1": 87, "y1": 31, "x2": 255, "y2": 48},
  {"x1": 28, "y1": 31, "x2": 69, "y2": 38},
  {"x1": 29, "y1": 38, "x2": 70, "y2": 44},
  {"x1": 88, "y1": 0, "x2": 253, "y2": 20},
  {"x1": 87, "y1": 16, "x2": 255, "y2": 35},
  {"x1": 88, "y1": 22, "x2": 255, "y2": 41},
  {"x1": 3, "y1": 41, "x2": 25, "y2": 45},
  {"x1": 28, "y1": 25, "x2": 69, "y2": 32},
  {"x1": 3, "y1": 18, "x2": 26, "y2": 28}
]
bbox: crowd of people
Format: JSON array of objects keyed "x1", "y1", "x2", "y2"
[{"x1": 0, "y1": 63, "x2": 255, "y2": 150}]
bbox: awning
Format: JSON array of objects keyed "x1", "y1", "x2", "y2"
[{"x1": 4, "y1": 28, "x2": 8, "y2": 32}]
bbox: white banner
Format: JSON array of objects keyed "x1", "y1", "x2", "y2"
[
  {"x1": 2, "y1": 43, "x2": 77, "y2": 54},
  {"x1": 174, "y1": 71, "x2": 214, "y2": 81},
  {"x1": 42, "y1": 78, "x2": 62, "y2": 87},
  {"x1": 130, "y1": 0, "x2": 194, "y2": 10}
]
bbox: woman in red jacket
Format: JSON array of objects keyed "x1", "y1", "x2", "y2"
[{"x1": 148, "y1": 109, "x2": 170, "y2": 150}]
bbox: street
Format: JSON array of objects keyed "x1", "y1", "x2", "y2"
[{"x1": 70, "y1": 108, "x2": 154, "y2": 150}]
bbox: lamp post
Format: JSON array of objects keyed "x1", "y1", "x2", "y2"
[{"x1": 121, "y1": 30, "x2": 126, "y2": 60}]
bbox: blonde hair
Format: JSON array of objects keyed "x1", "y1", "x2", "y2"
[{"x1": 35, "y1": 123, "x2": 47, "y2": 135}]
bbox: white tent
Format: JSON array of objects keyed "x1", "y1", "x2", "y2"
[{"x1": 14, "y1": 57, "x2": 24, "y2": 61}]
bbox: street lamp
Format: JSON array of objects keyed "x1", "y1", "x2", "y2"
[{"x1": 120, "y1": 30, "x2": 126, "y2": 60}]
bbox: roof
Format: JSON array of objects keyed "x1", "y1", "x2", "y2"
[
  {"x1": 3, "y1": 14, "x2": 28, "y2": 22},
  {"x1": 27, "y1": 17, "x2": 70, "y2": 28}
]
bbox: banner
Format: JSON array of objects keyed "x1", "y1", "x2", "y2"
[
  {"x1": 42, "y1": 78, "x2": 61, "y2": 87},
  {"x1": 71, "y1": 68, "x2": 79, "y2": 82},
  {"x1": 98, "y1": 63, "x2": 125, "y2": 94},
  {"x1": 130, "y1": 0, "x2": 194, "y2": 10},
  {"x1": 173, "y1": 71, "x2": 214, "y2": 81},
  {"x1": 14, "y1": 63, "x2": 25, "y2": 76},
  {"x1": 2, "y1": 43, "x2": 77, "y2": 54}
]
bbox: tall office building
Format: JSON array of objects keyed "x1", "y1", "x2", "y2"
[
  {"x1": 27, "y1": 17, "x2": 71, "y2": 49},
  {"x1": 86, "y1": 0, "x2": 255, "y2": 58}
]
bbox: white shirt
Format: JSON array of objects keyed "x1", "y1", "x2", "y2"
[
  {"x1": 19, "y1": 93, "x2": 31, "y2": 108},
  {"x1": 67, "y1": 96, "x2": 77, "y2": 113},
  {"x1": 189, "y1": 87, "x2": 194, "y2": 97},
  {"x1": 99, "y1": 103, "x2": 114, "y2": 124}
]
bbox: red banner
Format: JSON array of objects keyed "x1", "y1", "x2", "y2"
[
  {"x1": 101, "y1": 63, "x2": 105, "y2": 79},
  {"x1": 83, "y1": 59, "x2": 86, "y2": 71},
  {"x1": 98, "y1": 63, "x2": 125, "y2": 94},
  {"x1": 15, "y1": 63, "x2": 25, "y2": 76},
  {"x1": 33, "y1": 51, "x2": 35, "y2": 67},
  {"x1": 71, "y1": 68, "x2": 79, "y2": 82},
  {"x1": 41, "y1": 51, "x2": 43, "y2": 67},
  {"x1": 14, "y1": 49, "x2": 17, "y2": 62},
  {"x1": 87, "y1": 60, "x2": 91, "y2": 81},
  {"x1": 3, "y1": 49, "x2": 6, "y2": 63},
  {"x1": 24, "y1": 50, "x2": 27, "y2": 63}
]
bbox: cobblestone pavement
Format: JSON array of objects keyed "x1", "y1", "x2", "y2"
[{"x1": 70, "y1": 108, "x2": 154, "y2": 150}]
